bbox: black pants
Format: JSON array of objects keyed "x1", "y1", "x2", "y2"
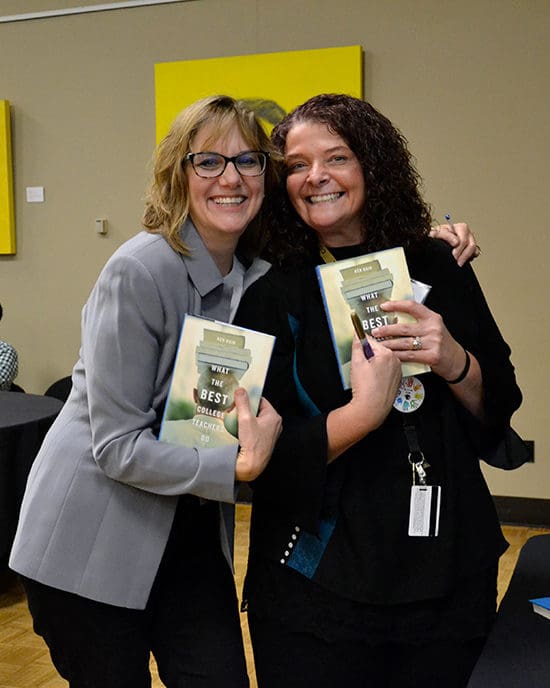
[
  {"x1": 23, "y1": 497, "x2": 249, "y2": 688},
  {"x1": 249, "y1": 613, "x2": 485, "y2": 688}
]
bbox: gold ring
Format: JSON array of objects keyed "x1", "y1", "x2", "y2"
[{"x1": 412, "y1": 336, "x2": 422, "y2": 351}]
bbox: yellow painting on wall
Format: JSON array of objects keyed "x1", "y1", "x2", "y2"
[
  {"x1": 155, "y1": 46, "x2": 363, "y2": 142},
  {"x1": 0, "y1": 100, "x2": 16, "y2": 254}
]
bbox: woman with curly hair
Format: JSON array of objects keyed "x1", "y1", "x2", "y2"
[{"x1": 235, "y1": 94, "x2": 521, "y2": 688}]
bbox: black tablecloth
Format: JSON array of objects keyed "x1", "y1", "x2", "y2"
[
  {"x1": 467, "y1": 534, "x2": 550, "y2": 687},
  {"x1": 0, "y1": 391, "x2": 63, "y2": 562}
]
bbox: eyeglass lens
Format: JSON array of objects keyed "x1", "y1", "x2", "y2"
[{"x1": 190, "y1": 151, "x2": 266, "y2": 177}]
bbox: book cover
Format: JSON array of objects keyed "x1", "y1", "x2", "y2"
[
  {"x1": 159, "y1": 315, "x2": 275, "y2": 449},
  {"x1": 316, "y1": 246, "x2": 430, "y2": 389},
  {"x1": 530, "y1": 597, "x2": 550, "y2": 620}
]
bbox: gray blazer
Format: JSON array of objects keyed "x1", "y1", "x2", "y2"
[{"x1": 10, "y1": 221, "x2": 270, "y2": 609}]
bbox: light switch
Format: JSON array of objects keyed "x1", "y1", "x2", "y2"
[
  {"x1": 26, "y1": 186, "x2": 44, "y2": 202},
  {"x1": 95, "y1": 218, "x2": 107, "y2": 235}
]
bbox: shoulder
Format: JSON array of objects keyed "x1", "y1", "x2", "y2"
[
  {"x1": 0, "y1": 339, "x2": 17, "y2": 357},
  {"x1": 242, "y1": 264, "x2": 312, "y2": 306},
  {"x1": 84, "y1": 232, "x2": 191, "y2": 327},
  {"x1": 407, "y1": 238, "x2": 474, "y2": 288},
  {"x1": 407, "y1": 237, "x2": 455, "y2": 269},
  {"x1": 106, "y1": 231, "x2": 182, "y2": 274},
  {"x1": 97, "y1": 232, "x2": 188, "y2": 297},
  {"x1": 236, "y1": 265, "x2": 312, "y2": 334}
]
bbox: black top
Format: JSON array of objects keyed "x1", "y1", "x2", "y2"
[{"x1": 235, "y1": 239, "x2": 521, "y2": 639}]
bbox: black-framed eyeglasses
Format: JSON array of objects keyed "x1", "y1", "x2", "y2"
[{"x1": 185, "y1": 150, "x2": 268, "y2": 178}]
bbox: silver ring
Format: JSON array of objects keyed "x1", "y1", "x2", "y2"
[{"x1": 412, "y1": 336, "x2": 422, "y2": 351}]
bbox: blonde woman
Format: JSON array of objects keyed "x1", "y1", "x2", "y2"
[{"x1": 10, "y1": 96, "x2": 281, "y2": 688}]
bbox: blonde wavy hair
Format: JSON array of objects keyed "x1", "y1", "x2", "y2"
[{"x1": 142, "y1": 95, "x2": 279, "y2": 257}]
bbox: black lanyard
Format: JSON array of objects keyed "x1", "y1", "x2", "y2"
[{"x1": 402, "y1": 414, "x2": 429, "y2": 485}]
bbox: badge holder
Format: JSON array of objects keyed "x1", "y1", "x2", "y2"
[{"x1": 393, "y1": 376, "x2": 441, "y2": 537}]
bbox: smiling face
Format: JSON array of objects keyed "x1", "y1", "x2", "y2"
[
  {"x1": 186, "y1": 122, "x2": 265, "y2": 253},
  {"x1": 284, "y1": 121, "x2": 366, "y2": 247}
]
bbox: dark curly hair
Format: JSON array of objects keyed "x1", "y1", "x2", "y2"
[{"x1": 262, "y1": 94, "x2": 432, "y2": 267}]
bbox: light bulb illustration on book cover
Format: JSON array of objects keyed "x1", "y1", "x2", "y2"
[
  {"x1": 316, "y1": 246, "x2": 430, "y2": 389},
  {"x1": 159, "y1": 315, "x2": 274, "y2": 449}
]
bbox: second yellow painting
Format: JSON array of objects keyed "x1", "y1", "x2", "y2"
[
  {"x1": 155, "y1": 46, "x2": 363, "y2": 141},
  {"x1": 0, "y1": 100, "x2": 16, "y2": 254}
]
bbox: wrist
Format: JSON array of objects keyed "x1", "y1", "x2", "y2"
[
  {"x1": 444, "y1": 348, "x2": 471, "y2": 384},
  {"x1": 346, "y1": 398, "x2": 378, "y2": 435},
  {"x1": 235, "y1": 447, "x2": 251, "y2": 482}
]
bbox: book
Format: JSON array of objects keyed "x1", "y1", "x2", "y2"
[
  {"x1": 530, "y1": 597, "x2": 550, "y2": 620},
  {"x1": 316, "y1": 246, "x2": 430, "y2": 389},
  {"x1": 159, "y1": 315, "x2": 275, "y2": 450}
]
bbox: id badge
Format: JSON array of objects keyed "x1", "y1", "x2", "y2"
[{"x1": 408, "y1": 485, "x2": 441, "y2": 537}]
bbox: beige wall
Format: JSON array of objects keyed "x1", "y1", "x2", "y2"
[{"x1": 0, "y1": 0, "x2": 548, "y2": 499}]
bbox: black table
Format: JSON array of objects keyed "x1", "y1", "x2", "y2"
[
  {"x1": 0, "y1": 391, "x2": 63, "y2": 562},
  {"x1": 467, "y1": 534, "x2": 550, "y2": 687}
]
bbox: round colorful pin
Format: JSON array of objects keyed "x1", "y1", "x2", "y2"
[{"x1": 393, "y1": 376, "x2": 425, "y2": 413}]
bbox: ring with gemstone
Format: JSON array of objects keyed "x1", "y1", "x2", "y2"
[{"x1": 412, "y1": 336, "x2": 422, "y2": 351}]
